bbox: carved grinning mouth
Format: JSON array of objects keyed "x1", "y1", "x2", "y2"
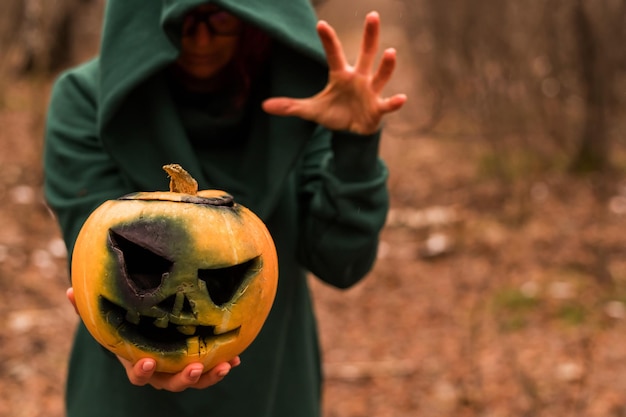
[{"x1": 99, "y1": 296, "x2": 241, "y2": 354}]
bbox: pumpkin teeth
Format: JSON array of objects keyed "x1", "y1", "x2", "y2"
[
  {"x1": 153, "y1": 316, "x2": 170, "y2": 328},
  {"x1": 177, "y1": 325, "x2": 197, "y2": 335},
  {"x1": 125, "y1": 311, "x2": 141, "y2": 325},
  {"x1": 186, "y1": 336, "x2": 206, "y2": 356}
]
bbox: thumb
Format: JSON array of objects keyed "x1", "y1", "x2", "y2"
[
  {"x1": 262, "y1": 97, "x2": 314, "y2": 120},
  {"x1": 66, "y1": 287, "x2": 79, "y2": 315}
]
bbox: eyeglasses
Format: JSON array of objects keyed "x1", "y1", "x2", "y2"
[{"x1": 182, "y1": 8, "x2": 243, "y2": 37}]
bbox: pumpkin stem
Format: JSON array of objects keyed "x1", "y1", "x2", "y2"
[{"x1": 163, "y1": 164, "x2": 198, "y2": 195}]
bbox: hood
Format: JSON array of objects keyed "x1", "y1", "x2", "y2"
[
  {"x1": 95, "y1": 0, "x2": 329, "y2": 218},
  {"x1": 99, "y1": 0, "x2": 326, "y2": 130}
]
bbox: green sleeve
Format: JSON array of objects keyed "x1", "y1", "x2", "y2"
[
  {"x1": 296, "y1": 127, "x2": 389, "y2": 289},
  {"x1": 43, "y1": 62, "x2": 131, "y2": 259}
]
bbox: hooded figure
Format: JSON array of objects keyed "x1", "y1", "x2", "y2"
[{"x1": 43, "y1": 0, "x2": 406, "y2": 416}]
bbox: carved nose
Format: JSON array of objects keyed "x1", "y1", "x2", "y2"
[{"x1": 158, "y1": 291, "x2": 194, "y2": 317}]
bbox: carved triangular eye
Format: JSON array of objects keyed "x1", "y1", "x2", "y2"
[
  {"x1": 199, "y1": 257, "x2": 261, "y2": 306},
  {"x1": 108, "y1": 229, "x2": 174, "y2": 293}
]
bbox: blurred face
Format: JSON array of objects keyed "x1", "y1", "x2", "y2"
[{"x1": 175, "y1": 4, "x2": 243, "y2": 80}]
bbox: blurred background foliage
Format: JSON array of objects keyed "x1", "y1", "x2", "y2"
[
  {"x1": 0, "y1": 0, "x2": 624, "y2": 175},
  {"x1": 403, "y1": 0, "x2": 626, "y2": 176}
]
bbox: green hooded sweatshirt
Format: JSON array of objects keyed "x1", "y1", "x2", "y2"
[{"x1": 43, "y1": 0, "x2": 389, "y2": 416}]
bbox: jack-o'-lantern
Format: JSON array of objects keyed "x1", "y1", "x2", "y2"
[{"x1": 71, "y1": 164, "x2": 278, "y2": 373}]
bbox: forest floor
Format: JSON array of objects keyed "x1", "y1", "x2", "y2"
[{"x1": 4, "y1": 3, "x2": 626, "y2": 416}]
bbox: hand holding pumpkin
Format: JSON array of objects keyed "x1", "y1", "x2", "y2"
[
  {"x1": 262, "y1": 11, "x2": 407, "y2": 135},
  {"x1": 66, "y1": 287, "x2": 241, "y2": 391},
  {"x1": 117, "y1": 353, "x2": 241, "y2": 391}
]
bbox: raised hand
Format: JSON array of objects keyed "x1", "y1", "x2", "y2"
[{"x1": 262, "y1": 11, "x2": 407, "y2": 135}]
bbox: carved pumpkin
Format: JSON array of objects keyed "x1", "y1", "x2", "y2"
[{"x1": 71, "y1": 164, "x2": 278, "y2": 373}]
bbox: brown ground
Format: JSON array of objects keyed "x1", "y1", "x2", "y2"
[{"x1": 3, "y1": 3, "x2": 626, "y2": 417}]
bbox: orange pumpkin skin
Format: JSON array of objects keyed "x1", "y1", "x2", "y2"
[{"x1": 71, "y1": 187, "x2": 278, "y2": 373}]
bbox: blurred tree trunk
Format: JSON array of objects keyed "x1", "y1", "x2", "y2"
[
  {"x1": 0, "y1": 0, "x2": 25, "y2": 74},
  {"x1": 570, "y1": 0, "x2": 613, "y2": 173},
  {"x1": 0, "y1": 0, "x2": 103, "y2": 76}
]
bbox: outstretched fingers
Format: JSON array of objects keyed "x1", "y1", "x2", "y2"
[
  {"x1": 317, "y1": 20, "x2": 348, "y2": 71},
  {"x1": 355, "y1": 11, "x2": 381, "y2": 75},
  {"x1": 378, "y1": 94, "x2": 408, "y2": 115},
  {"x1": 371, "y1": 48, "x2": 397, "y2": 94},
  {"x1": 264, "y1": 11, "x2": 406, "y2": 132}
]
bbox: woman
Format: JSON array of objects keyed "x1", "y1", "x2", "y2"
[{"x1": 44, "y1": 0, "x2": 406, "y2": 416}]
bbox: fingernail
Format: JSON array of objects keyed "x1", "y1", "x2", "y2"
[
  {"x1": 142, "y1": 361, "x2": 155, "y2": 372},
  {"x1": 217, "y1": 369, "x2": 229, "y2": 378},
  {"x1": 189, "y1": 369, "x2": 202, "y2": 379}
]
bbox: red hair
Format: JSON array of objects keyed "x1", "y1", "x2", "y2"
[{"x1": 229, "y1": 23, "x2": 272, "y2": 108}]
